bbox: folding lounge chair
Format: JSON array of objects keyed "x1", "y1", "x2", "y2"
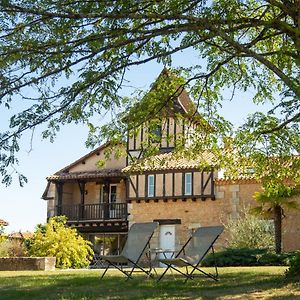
[
  {"x1": 157, "y1": 225, "x2": 224, "y2": 282},
  {"x1": 90, "y1": 254, "x2": 105, "y2": 269},
  {"x1": 100, "y1": 222, "x2": 158, "y2": 280}
]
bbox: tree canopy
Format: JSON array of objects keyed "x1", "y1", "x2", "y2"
[
  {"x1": 225, "y1": 113, "x2": 300, "y2": 253},
  {"x1": 0, "y1": 0, "x2": 300, "y2": 184}
]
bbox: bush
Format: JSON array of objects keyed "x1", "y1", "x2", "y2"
[
  {"x1": 257, "y1": 251, "x2": 295, "y2": 266},
  {"x1": 0, "y1": 226, "x2": 27, "y2": 257},
  {"x1": 286, "y1": 251, "x2": 300, "y2": 277},
  {"x1": 201, "y1": 248, "x2": 292, "y2": 267},
  {"x1": 0, "y1": 239, "x2": 27, "y2": 257},
  {"x1": 0, "y1": 225, "x2": 6, "y2": 243},
  {"x1": 0, "y1": 240, "x2": 9, "y2": 257},
  {"x1": 26, "y1": 216, "x2": 94, "y2": 269},
  {"x1": 226, "y1": 208, "x2": 274, "y2": 250}
]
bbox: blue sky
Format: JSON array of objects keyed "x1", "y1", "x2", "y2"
[{"x1": 0, "y1": 53, "x2": 273, "y2": 233}]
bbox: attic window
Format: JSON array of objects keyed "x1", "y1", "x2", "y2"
[
  {"x1": 153, "y1": 126, "x2": 161, "y2": 138},
  {"x1": 149, "y1": 124, "x2": 162, "y2": 143},
  {"x1": 82, "y1": 161, "x2": 86, "y2": 165}
]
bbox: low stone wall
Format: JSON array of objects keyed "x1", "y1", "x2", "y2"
[{"x1": 0, "y1": 257, "x2": 56, "y2": 271}]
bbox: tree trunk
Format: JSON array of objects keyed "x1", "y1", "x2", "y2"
[{"x1": 274, "y1": 205, "x2": 282, "y2": 254}]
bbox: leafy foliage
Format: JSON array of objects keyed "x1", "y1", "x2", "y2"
[
  {"x1": 224, "y1": 113, "x2": 300, "y2": 182},
  {"x1": 26, "y1": 216, "x2": 94, "y2": 269},
  {"x1": 0, "y1": 225, "x2": 27, "y2": 257},
  {"x1": 201, "y1": 248, "x2": 294, "y2": 267},
  {"x1": 0, "y1": 225, "x2": 7, "y2": 243},
  {"x1": 252, "y1": 184, "x2": 300, "y2": 254},
  {"x1": 286, "y1": 251, "x2": 300, "y2": 277},
  {"x1": 222, "y1": 114, "x2": 300, "y2": 253},
  {"x1": 0, "y1": 1, "x2": 300, "y2": 184},
  {"x1": 0, "y1": 239, "x2": 27, "y2": 257},
  {"x1": 253, "y1": 185, "x2": 300, "y2": 217},
  {"x1": 226, "y1": 208, "x2": 275, "y2": 250}
]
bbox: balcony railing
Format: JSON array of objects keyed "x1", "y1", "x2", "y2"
[{"x1": 57, "y1": 203, "x2": 128, "y2": 222}]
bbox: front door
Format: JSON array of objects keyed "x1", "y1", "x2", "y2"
[
  {"x1": 159, "y1": 225, "x2": 175, "y2": 267},
  {"x1": 99, "y1": 184, "x2": 118, "y2": 219}
]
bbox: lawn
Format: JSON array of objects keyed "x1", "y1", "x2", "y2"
[{"x1": 0, "y1": 267, "x2": 299, "y2": 300}]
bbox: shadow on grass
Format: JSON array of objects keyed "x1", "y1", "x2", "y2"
[{"x1": 0, "y1": 268, "x2": 299, "y2": 300}]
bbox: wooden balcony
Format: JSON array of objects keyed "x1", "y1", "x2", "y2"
[{"x1": 57, "y1": 203, "x2": 128, "y2": 222}]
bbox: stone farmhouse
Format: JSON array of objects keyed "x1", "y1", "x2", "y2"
[{"x1": 42, "y1": 70, "x2": 300, "y2": 255}]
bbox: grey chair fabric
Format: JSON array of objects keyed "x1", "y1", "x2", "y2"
[
  {"x1": 100, "y1": 222, "x2": 158, "y2": 280},
  {"x1": 158, "y1": 225, "x2": 224, "y2": 282}
]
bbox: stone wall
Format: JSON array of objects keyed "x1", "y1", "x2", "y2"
[
  {"x1": 0, "y1": 257, "x2": 56, "y2": 271},
  {"x1": 129, "y1": 180, "x2": 300, "y2": 252},
  {"x1": 128, "y1": 198, "x2": 229, "y2": 251}
]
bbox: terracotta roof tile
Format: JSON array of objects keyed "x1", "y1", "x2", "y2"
[
  {"x1": 215, "y1": 155, "x2": 300, "y2": 183},
  {"x1": 8, "y1": 231, "x2": 33, "y2": 239},
  {"x1": 47, "y1": 169, "x2": 125, "y2": 181},
  {"x1": 123, "y1": 152, "x2": 217, "y2": 173},
  {"x1": 216, "y1": 174, "x2": 257, "y2": 184},
  {"x1": 0, "y1": 219, "x2": 8, "y2": 226}
]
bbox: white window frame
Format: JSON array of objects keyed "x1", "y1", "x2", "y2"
[
  {"x1": 184, "y1": 172, "x2": 192, "y2": 195},
  {"x1": 147, "y1": 175, "x2": 155, "y2": 197}
]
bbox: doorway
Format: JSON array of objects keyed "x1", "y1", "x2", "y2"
[
  {"x1": 159, "y1": 224, "x2": 175, "y2": 267},
  {"x1": 99, "y1": 184, "x2": 117, "y2": 219},
  {"x1": 109, "y1": 185, "x2": 117, "y2": 218}
]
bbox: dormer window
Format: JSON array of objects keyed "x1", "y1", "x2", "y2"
[
  {"x1": 149, "y1": 124, "x2": 162, "y2": 143},
  {"x1": 154, "y1": 126, "x2": 162, "y2": 139}
]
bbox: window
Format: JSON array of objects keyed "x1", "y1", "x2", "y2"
[
  {"x1": 149, "y1": 124, "x2": 162, "y2": 143},
  {"x1": 109, "y1": 185, "x2": 117, "y2": 203},
  {"x1": 184, "y1": 173, "x2": 192, "y2": 195},
  {"x1": 153, "y1": 126, "x2": 162, "y2": 139},
  {"x1": 148, "y1": 175, "x2": 155, "y2": 197}
]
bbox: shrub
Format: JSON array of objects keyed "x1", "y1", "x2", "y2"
[
  {"x1": 256, "y1": 251, "x2": 294, "y2": 266},
  {"x1": 226, "y1": 208, "x2": 274, "y2": 250},
  {"x1": 0, "y1": 225, "x2": 6, "y2": 243},
  {"x1": 1, "y1": 226, "x2": 27, "y2": 257},
  {"x1": 201, "y1": 248, "x2": 292, "y2": 267},
  {"x1": 0, "y1": 240, "x2": 9, "y2": 257},
  {"x1": 26, "y1": 216, "x2": 94, "y2": 269},
  {"x1": 0, "y1": 239, "x2": 27, "y2": 257},
  {"x1": 286, "y1": 251, "x2": 300, "y2": 277}
]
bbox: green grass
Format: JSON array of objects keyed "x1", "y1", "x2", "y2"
[{"x1": 0, "y1": 267, "x2": 299, "y2": 299}]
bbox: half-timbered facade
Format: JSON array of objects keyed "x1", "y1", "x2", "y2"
[
  {"x1": 42, "y1": 70, "x2": 300, "y2": 255},
  {"x1": 124, "y1": 153, "x2": 215, "y2": 202}
]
